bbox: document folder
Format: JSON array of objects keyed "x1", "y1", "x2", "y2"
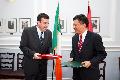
[
  {"x1": 37, "y1": 54, "x2": 62, "y2": 60},
  {"x1": 62, "y1": 61, "x2": 83, "y2": 68}
]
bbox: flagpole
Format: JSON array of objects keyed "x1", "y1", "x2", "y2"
[{"x1": 52, "y1": 50, "x2": 55, "y2": 80}]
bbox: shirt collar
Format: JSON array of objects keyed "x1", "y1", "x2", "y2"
[
  {"x1": 79, "y1": 30, "x2": 88, "y2": 42},
  {"x1": 36, "y1": 26, "x2": 44, "y2": 38},
  {"x1": 82, "y1": 30, "x2": 87, "y2": 38}
]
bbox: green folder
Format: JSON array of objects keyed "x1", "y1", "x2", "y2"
[{"x1": 62, "y1": 61, "x2": 83, "y2": 68}]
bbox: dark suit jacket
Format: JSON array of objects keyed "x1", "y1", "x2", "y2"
[
  {"x1": 19, "y1": 26, "x2": 52, "y2": 74},
  {"x1": 70, "y1": 31, "x2": 107, "y2": 79}
]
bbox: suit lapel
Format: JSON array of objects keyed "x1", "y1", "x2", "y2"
[
  {"x1": 32, "y1": 26, "x2": 39, "y2": 40},
  {"x1": 31, "y1": 26, "x2": 42, "y2": 47},
  {"x1": 73, "y1": 34, "x2": 79, "y2": 52},
  {"x1": 81, "y1": 31, "x2": 90, "y2": 51}
]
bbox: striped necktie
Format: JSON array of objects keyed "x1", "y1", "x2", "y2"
[
  {"x1": 78, "y1": 35, "x2": 83, "y2": 52},
  {"x1": 40, "y1": 32, "x2": 43, "y2": 45},
  {"x1": 40, "y1": 32, "x2": 43, "y2": 40}
]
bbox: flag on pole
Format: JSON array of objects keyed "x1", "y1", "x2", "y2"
[
  {"x1": 87, "y1": 0, "x2": 93, "y2": 32},
  {"x1": 52, "y1": 2, "x2": 62, "y2": 80}
]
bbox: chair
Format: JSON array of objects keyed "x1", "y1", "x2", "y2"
[
  {"x1": 0, "y1": 53, "x2": 15, "y2": 79},
  {"x1": 99, "y1": 61, "x2": 106, "y2": 80},
  {"x1": 17, "y1": 53, "x2": 24, "y2": 70},
  {"x1": 13, "y1": 52, "x2": 25, "y2": 79},
  {"x1": 0, "y1": 53, "x2": 25, "y2": 79}
]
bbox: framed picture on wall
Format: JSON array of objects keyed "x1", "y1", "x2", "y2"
[
  {"x1": 19, "y1": 18, "x2": 31, "y2": 32},
  {"x1": 92, "y1": 17, "x2": 100, "y2": 33},
  {"x1": 60, "y1": 19, "x2": 67, "y2": 33},
  {"x1": 0, "y1": 19, "x2": 3, "y2": 27},
  {"x1": 0, "y1": 18, "x2": 4, "y2": 32},
  {"x1": 5, "y1": 18, "x2": 17, "y2": 33}
]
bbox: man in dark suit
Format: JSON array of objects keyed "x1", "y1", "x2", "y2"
[
  {"x1": 70, "y1": 14, "x2": 107, "y2": 80},
  {"x1": 19, "y1": 13, "x2": 52, "y2": 80}
]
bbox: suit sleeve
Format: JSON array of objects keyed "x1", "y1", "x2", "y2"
[
  {"x1": 90, "y1": 34, "x2": 107, "y2": 65},
  {"x1": 19, "y1": 28, "x2": 35, "y2": 58}
]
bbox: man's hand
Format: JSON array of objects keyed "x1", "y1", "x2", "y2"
[
  {"x1": 81, "y1": 61, "x2": 91, "y2": 68},
  {"x1": 33, "y1": 53, "x2": 42, "y2": 59}
]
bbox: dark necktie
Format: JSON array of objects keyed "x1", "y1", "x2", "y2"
[
  {"x1": 40, "y1": 32, "x2": 43, "y2": 45},
  {"x1": 78, "y1": 35, "x2": 83, "y2": 52}
]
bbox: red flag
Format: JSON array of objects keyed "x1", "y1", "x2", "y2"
[{"x1": 87, "y1": 1, "x2": 93, "y2": 32}]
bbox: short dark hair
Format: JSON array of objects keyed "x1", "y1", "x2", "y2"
[
  {"x1": 37, "y1": 13, "x2": 49, "y2": 21},
  {"x1": 73, "y1": 14, "x2": 89, "y2": 27}
]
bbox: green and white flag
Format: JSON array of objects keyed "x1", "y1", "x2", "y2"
[{"x1": 52, "y1": 3, "x2": 62, "y2": 80}]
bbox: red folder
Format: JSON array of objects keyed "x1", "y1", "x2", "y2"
[{"x1": 37, "y1": 54, "x2": 62, "y2": 60}]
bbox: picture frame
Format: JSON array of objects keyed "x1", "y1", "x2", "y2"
[
  {"x1": 92, "y1": 17, "x2": 100, "y2": 33},
  {"x1": 0, "y1": 18, "x2": 4, "y2": 32},
  {"x1": 60, "y1": 19, "x2": 67, "y2": 33},
  {"x1": 19, "y1": 18, "x2": 31, "y2": 32},
  {"x1": 0, "y1": 19, "x2": 3, "y2": 27},
  {"x1": 70, "y1": 20, "x2": 74, "y2": 33},
  {"x1": 5, "y1": 18, "x2": 17, "y2": 33}
]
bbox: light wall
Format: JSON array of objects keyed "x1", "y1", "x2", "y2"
[
  {"x1": 0, "y1": 0, "x2": 120, "y2": 80},
  {"x1": 0, "y1": 0, "x2": 120, "y2": 49}
]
